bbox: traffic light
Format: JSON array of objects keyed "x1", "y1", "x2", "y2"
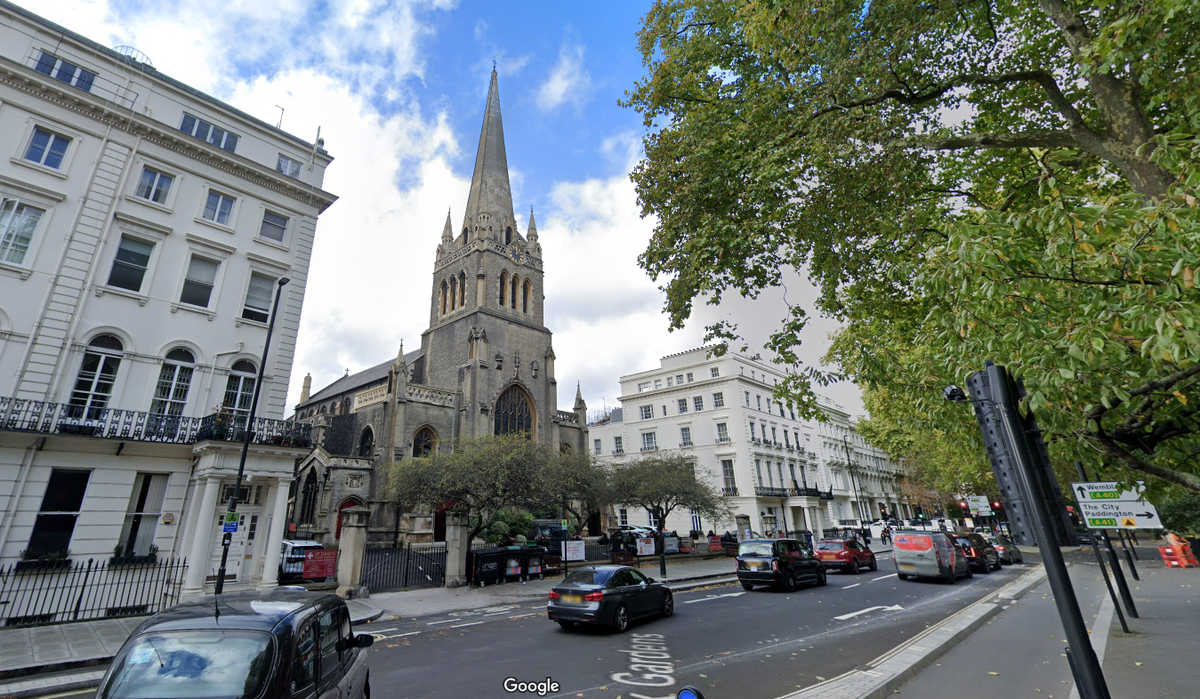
[
  {"x1": 959, "y1": 500, "x2": 969, "y2": 511},
  {"x1": 992, "y1": 501, "x2": 1003, "y2": 511}
]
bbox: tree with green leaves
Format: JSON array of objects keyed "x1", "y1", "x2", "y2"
[
  {"x1": 544, "y1": 448, "x2": 614, "y2": 535},
  {"x1": 610, "y1": 453, "x2": 733, "y2": 574},
  {"x1": 624, "y1": 0, "x2": 1200, "y2": 493}
]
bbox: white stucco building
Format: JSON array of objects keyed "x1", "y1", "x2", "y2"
[
  {"x1": 589, "y1": 347, "x2": 915, "y2": 538},
  {"x1": 0, "y1": 0, "x2": 336, "y2": 618}
]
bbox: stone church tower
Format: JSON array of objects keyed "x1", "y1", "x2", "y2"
[{"x1": 288, "y1": 70, "x2": 589, "y2": 546}]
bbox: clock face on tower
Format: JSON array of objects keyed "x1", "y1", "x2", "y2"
[{"x1": 507, "y1": 244, "x2": 524, "y2": 263}]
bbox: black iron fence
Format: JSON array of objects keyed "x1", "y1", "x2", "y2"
[
  {"x1": 0, "y1": 396, "x2": 311, "y2": 446},
  {"x1": 0, "y1": 557, "x2": 187, "y2": 627},
  {"x1": 360, "y1": 544, "x2": 448, "y2": 592}
]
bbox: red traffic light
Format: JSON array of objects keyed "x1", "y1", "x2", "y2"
[
  {"x1": 959, "y1": 500, "x2": 969, "y2": 509},
  {"x1": 992, "y1": 501, "x2": 1002, "y2": 510}
]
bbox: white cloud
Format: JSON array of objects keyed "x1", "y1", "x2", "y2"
[
  {"x1": 474, "y1": 19, "x2": 488, "y2": 39},
  {"x1": 535, "y1": 40, "x2": 591, "y2": 110}
]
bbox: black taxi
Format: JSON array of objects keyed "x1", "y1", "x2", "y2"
[
  {"x1": 736, "y1": 538, "x2": 827, "y2": 591},
  {"x1": 96, "y1": 589, "x2": 373, "y2": 699}
]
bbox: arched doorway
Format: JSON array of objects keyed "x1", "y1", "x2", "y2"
[
  {"x1": 494, "y1": 385, "x2": 534, "y2": 436},
  {"x1": 336, "y1": 498, "x2": 364, "y2": 540}
]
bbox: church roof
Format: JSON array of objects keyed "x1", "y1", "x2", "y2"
[
  {"x1": 461, "y1": 69, "x2": 516, "y2": 236},
  {"x1": 297, "y1": 348, "x2": 422, "y2": 409}
]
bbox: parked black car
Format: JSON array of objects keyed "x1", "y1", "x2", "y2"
[
  {"x1": 547, "y1": 564, "x2": 672, "y2": 632},
  {"x1": 954, "y1": 532, "x2": 1001, "y2": 572},
  {"x1": 982, "y1": 534, "x2": 1024, "y2": 564},
  {"x1": 96, "y1": 589, "x2": 373, "y2": 699},
  {"x1": 736, "y1": 538, "x2": 827, "y2": 591}
]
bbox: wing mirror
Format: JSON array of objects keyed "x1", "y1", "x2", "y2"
[{"x1": 354, "y1": 634, "x2": 374, "y2": 648}]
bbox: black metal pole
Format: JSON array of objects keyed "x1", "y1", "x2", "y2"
[
  {"x1": 987, "y1": 364, "x2": 1110, "y2": 699},
  {"x1": 658, "y1": 507, "x2": 667, "y2": 579},
  {"x1": 1073, "y1": 463, "x2": 1130, "y2": 634},
  {"x1": 1120, "y1": 530, "x2": 1140, "y2": 560},
  {"x1": 1115, "y1": 529, "x2": 1140, "y2": 580},
  {"x1": 214, "y1": 277, "x2": 290, "y2": 595},
  {"x1": 842, "y1": 436, "x2": 866, "y2": 524}
]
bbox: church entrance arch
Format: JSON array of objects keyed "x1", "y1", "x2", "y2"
[
  {"x1": 494, "y1": 384, "x2": 535, "y2": 437},
  {"x1": 336, "y1": 498, "x2": 364, "y2": 540}
]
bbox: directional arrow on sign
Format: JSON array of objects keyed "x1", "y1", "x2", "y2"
[{"x1": 833, "y1": 604, "x2": 904, "y2": 621}]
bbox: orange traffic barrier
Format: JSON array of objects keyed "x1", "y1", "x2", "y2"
[{"x1": 1159, "y1": 545, "x2": 1199, "y2": 568}]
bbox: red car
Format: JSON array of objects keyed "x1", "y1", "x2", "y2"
[{"x1": 815, "y1": 539, "x2": 878, "y2": 574}]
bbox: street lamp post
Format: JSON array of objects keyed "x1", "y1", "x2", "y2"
[
  {"x1": 842, "y1": 436, "x2": 867, "y2": 524},
  {"x1": 214, "y1": 277, "x2": 290, "y2": 595}
]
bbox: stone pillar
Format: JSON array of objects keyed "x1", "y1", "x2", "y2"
[
  {"x1": 258, "y1": 480, "x2": 290, "y2": 589},
  {"x1": 336, "y1": 507, "x2": 370, "y2": 598},
  {"x1": 443, "y1": 511, "x2": 470, "y2": 588},
  {"x1": 182, "y1": 476, "x2": 221, "y2": 597}
]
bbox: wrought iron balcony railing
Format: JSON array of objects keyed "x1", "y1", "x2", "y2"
[
  {"x1": 790, "y1": 486, "x2": 823, "y2": 497},
  {"x1": 720, "y1": 487, "x2": 739, "y2": 497},
  {"x1": 754, "y1": 486, "x2": 790, "y2": 498},
  {"x1": 0, "y1": 397, "x2": 311, "y2": 447}
]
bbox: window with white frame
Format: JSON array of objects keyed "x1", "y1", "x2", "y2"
[
  {"x1": 686, "y1": 372, "x2": 693, "y2": 382},
  {"x1": 0, "y1": 198, "x2": 45, "y2": 265},
  {"x1": 784, "y1": 431, "x2": 791, "y2": 447},
  {"x1": 641, "y1": 432, "x2": 657, "y2": 451},
  {"x1": 613, "y1": 436, "x2": 623, "y2": 454},
  {"x1": 756, "y1": 395, "x2": 762, "y2": 410},
  {"x1": 106, "y1": 235, "x2": 153, "y2": 292},
  {"x1": 637, "y1": 381, "x2": 652, "y2": 393},
  {"x1": 755, "y1": 459, "x2": 763, "y2": 486},
  {"x1": 68, "y1": 335, "x2": 123, "y2": 420},
  {"x1": 762, "y1": 424, "x2": 769, "y2": 441},
  {"x1": 640, "y1": 405, "x2": 653, "y2": 420},
  {"x1": 180, "y1": 113, "x2": 240, "y2": 152},
  {"x1": 745, "y1": 391, "x2": 750, "y2": 405},
  {"x1": 260, "y1": 210, "x2": 288, "y2": 242},
  {"x1": 242, "y1": 272, "x2": 275, "y2": 323},
  {"x1": 766, "y1": 461, "x2": 774, "y2": 487},
  {"x1": 34, "y1": 51, "x2": 96, "y2": 91},
  {"x1": 677, "y1": 398, "x2": 688, "y2": 414},
  {"x1": 693, "y1": 396, "x2": 704, "y2": 412},
  {"x1": 721, "y1": 459, "x2": 736, "y2": 491},
  {"x1": 223, "y1": 360, "x2": 258, "y2": 428},
  {"x1": 202, "y1": 190, "x2": 236, "y2": 226},
  {"x1": 666, "y1": 377, "x2": 673, "y2": 387},
  {"x1": 149, "y1": 348, "x2": 194, "y2": 431},
  {"x1": 676, "y1": 374, "x2": 684, "y2": 384},
  {"x1": 771, "y1": 427, "x2": 778, "y2": 443},
  {"x1": 712, "y1": 392, "x2": 725, "y2": 408},
  {"x1": 680, "y1": 426, "x2": 692, "y2": 446},
  {"x1": 690, "y1": 510, "x2": 702, "y2": 533},
  {"x1": 716, "y1": 422, "x2": 729, "y2": 442},
  {"x1": 277, "y1": 154, "x2": 302, "y2": 178},
  {"x1": 180, "y1": 254, "x2": 219, "y2": 307},
  {"x1": 711, "y1": 367, "x2": 719, "y2": 377},
  {"x1": 25, "y1": 469, "x2": 91, "y2": 558},
  {"x1": 654, "y1": 379, "x2": 662, "y2": 389},
  {"x1": 135, "y1": 167, "x2": 174, "y2": 204},
  {"x1": 619, "y1": 508, "x2": 628, "y2": 526},
  {"x1": 117, "y1": 472, "x2": 168, "y2": 557},
  {"x1": 648, "y1": 510, "x2": 659, "y2": 528},
  {"x1": 593, "y1": 438, "x2": 602, "y2": 455},
  {"x1": 24, "y1": 127, "x2": 70, "y2": 169}
]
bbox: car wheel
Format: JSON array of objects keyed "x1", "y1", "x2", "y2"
[
  {"x1": 946, "y1": 567, "x2": 958, "y2": 584},
  {"x1": 612, "y1": 604, "x2": 630, "y2": 633},
  {"x1": 662, "y1": 591, "x2": 674, "y2": 617},
  {"x1": 849, "y1": 559, "x2": 860, "y2": 575},
  {"x1": 992, "y1": 555, "x2": 1002, "y2": 571},
  {"x1": 741, "y1": 581, "x2": 754, "y2": 591},
  {"x1": 965, "y1": 563, "x2": 974, "y2": 579},
  {"x1": 869, "y1": 556, "x2": 878, "y2": 572},
  {"x1": 817, "y1": 567, "x2": 828, "y2": 586},
  {"x1": 897, "y1": 573, "x2": 909, "y2": 581},
  {"x1": 783, "y1": 573, "x2": 797, "y2": 593},
  {"x1": 979, "y1": 559, "x2": 992, "y2": 574},
  {"x1": 557, "y1": 621, "x2": 576, "y2": 629}
]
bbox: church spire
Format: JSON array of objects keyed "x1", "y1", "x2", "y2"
[
  {"x1": 441, "y1": 208, "x2": 453, "y2": 243},
  {"x1": 462, "y1": 68, "x2": 516, "y2": 239},
  {"x1": 527, "y1": 206, "x2": 538, "y2": 243}
]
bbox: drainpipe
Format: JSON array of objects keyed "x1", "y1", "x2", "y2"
[{"x1": 0, "y1": 439, "x2": 41, "y2": 560}]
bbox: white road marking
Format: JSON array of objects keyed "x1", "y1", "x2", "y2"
[
  {"x1": 509, "y1": 612, "x2": 539, "y2": 619},
  {"x1": 833, "y1": 604, "x2": 904, "y2": 621},
  {"x1": 484, "y1": 611, "x2": 509, "y2": 616},
  {"x1": 365, "y1": 627, "x2": 397, "y2": 634},
  {"x1": 841, "y1": 583, "x2": 861, "y2": 590},
  {"x1": 871, "y1": 574, "x2": 897, "y2": 582},
  {"x1": 426, "y1": 619, "x2": 455, "y2": 625},
  {"x1": 450, "y1": 621, "x2": 483, "y2": 628},
  {"x1": 683, "y1": 591, "x2": 747, "y2": 604},
  {"x1": 382, "y1": 631, "x2": 420, "y2": 639}
]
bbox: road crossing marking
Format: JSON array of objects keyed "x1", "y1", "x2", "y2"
[
  {"x1": 683, "y1": 591, "x2": 746, "y2": 604},
  {"x1": 842, "y1": 583, "x2": 861, "y2": 589},
  {"x1": 450, "y1": 621, "x2": 483, "y2": 629},
  {"x1": 871, "y1": 574, "x2": 897, "y2": 582}
]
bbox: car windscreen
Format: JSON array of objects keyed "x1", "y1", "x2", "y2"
[
  {"x1": 564, "y1": 568, "x2": 613, "y2": 585},
  {"x1": 815, "y1": 541, "x2": 844, "y2": 551},
  {"x1": 738, "y1": 542, "x2": 775, "y2": 557},
  {"x1": 99, "y1": 630, "x2": 273, "y2": 699}
]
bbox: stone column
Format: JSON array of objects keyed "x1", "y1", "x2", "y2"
[
  {"x1": 443, "y1": 511, "x2": 469, "y2": 588},
  {"x1": 182, "y1": 476, "x2": 221, "y2": 597},
  {"x1": 336, "y1": 507, "x2": 370, "y2": 598},
  {"x1": 258, "y1": 480, "x2": 290, "y2": 589}
]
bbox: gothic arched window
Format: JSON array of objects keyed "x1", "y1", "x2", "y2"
[
  {"x1": 449, "y1": 276, "x2": 458, "y2": 311},
  {"x1": 499, "y1": 271, "x2": 508, "y2": 306},
  {"x1": 358, "y1": 427, "x2": 374, "y2": 457},
  {"x1": 459, "y1": 271, "x2": 467, "y2": 307},
  {"x1": 510, "y1": 275, "x2": 519, "y2": 309},
  {"x1": 300, "y1": 470, "x2": 319, "y2": 525},
  {"x1": 441, "y1": 280, "x2": 448, "y2": 315},
  {"x1": 522, "y1": 280, "x2": 531, "y2": 313},
  {"x1": 494, "y1": 385, "x2": 533, "y2": 437},
  {"x1": 413, "y1": 426, "x2": 437, "y2": 457},
  {"x1": 505, "y1": 226, "x2": 512, "y2": 245}
]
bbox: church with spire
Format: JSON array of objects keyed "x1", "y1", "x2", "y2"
[{"x1": 287, "y1": 70, "x2": 590, "y2": 546}]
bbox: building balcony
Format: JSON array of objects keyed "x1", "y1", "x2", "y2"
[
  {"x1": 612, "y1": 448, "x2": 625, "y2": 455},
  {"x1": 0, "y1": 397, "x2": 311, "y2": 447},
  {"x1": 679, "y1": 441, "x2": 693, "y2": 448},
  {"x1": 640, "y1": 445, "x2": 659, "y2": 452},
  {"x1": 790, "y1": 486, "x2": 823, "y2": 498},
  {"x1": 721, "y1": 487, "x2": 740, "y2": 497},
  {"x1": 818, "y1": 490, "x2": 835, "y2": 500},
  {"x1": 715, "y1": 437, "x2": 731, "y2": 444},
  {"x1": 754, "y1": 486, "x2": 790, "y2": 498}
]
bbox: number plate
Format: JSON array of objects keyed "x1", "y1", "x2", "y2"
[
  {"x1": 898, "y1": 563, "x2": 916, "y2": 571},
  {"x1": 562, "y1": 594, "x2": 582, "y2": 604}
]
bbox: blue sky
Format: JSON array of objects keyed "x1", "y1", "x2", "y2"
[{"x1": 28, "y1": 0, "x2": 865, "y2": 418}]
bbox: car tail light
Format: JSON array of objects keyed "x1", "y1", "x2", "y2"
[
  {"x1": 772, "y1": 560, "x2": 779, "y2": 572},
  {"x1": 967, "y1": 547, "x2": 976, "y2": 557},
  {"x1": 584, "y1": 591, "x2": 604, "y2": 602},
  {"x1": 547, "y1": 590, "x2": 560, "y2": 600},
  {"x1": 996, "y1": 545, "x2": 1006, "y2": 553}
]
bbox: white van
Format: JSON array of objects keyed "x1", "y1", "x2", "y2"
[{"x1": 279, "y1": 539, "x2": 326, "y2": 581}]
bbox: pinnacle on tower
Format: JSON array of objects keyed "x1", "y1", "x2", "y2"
[
  {"x1": 442, "y1": 208, "x2": 453, "y2": 243},
  {"x1": 527, "y1": 207, "x2": 538, "y2": 243},
  {"x1": 574, "y1": 381, "x2": 586, "y2": 411},
  {"x1": 462, "y1": 69, "x2": 516, "y2": 238}
]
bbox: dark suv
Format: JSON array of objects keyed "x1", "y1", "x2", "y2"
[
  {"x1": 736, "y1": 538, "x2": 826, "y2": 591},
  {"x1": 954, "y1": 532, "x2": 1001, "y2": 572}
]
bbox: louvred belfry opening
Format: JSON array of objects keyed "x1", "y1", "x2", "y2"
[{"x1": 494, "y1": 385, "x2": 533, "y2": 437}]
